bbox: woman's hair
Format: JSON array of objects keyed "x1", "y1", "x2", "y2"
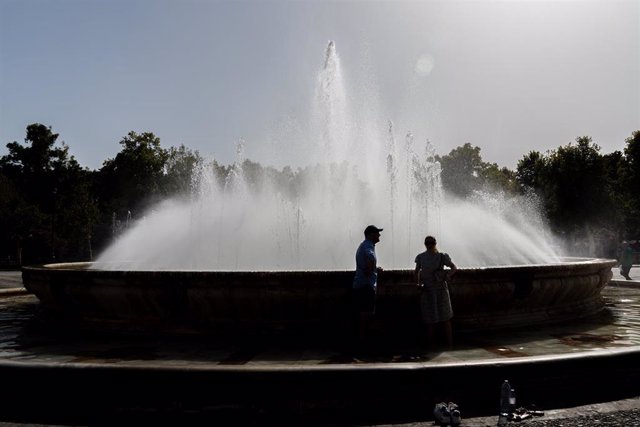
[{"x1": 424, "y1": 235, "x2": 437, "y2": 247}]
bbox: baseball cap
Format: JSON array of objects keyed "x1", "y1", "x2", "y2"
[{"x1": 364, "y1": 225, "x2": 383, "y2": 236}]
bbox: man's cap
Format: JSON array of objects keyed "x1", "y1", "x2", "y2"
[{"x1": 364, "y1": 225, "x2": 383, "y2": 235}]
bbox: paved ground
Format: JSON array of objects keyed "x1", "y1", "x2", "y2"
[
  {"x1": 0, "y1": 275, "x2": 638, "y2": 369},
  {"x1": 393, "y1": 264, "x2": 640, "y2": 426},
  {"x1": 0, "y1": 271, "x2": 23, "y2": 290},
  {"x1": 610, "y1": 263, "x2": 640, "y2": 282},
  {"x1": 379, "y1": 397, "x2": 640, "y2": 426},
  {"x1": 0, "y1": 267, "x2": 638, "y2": 426},
  {"x1": 384, "y1": 397, "x2": 640, "y2": 426},
  {"x1": 0, "y1": 398, "x2": 637, "y2": 427}
]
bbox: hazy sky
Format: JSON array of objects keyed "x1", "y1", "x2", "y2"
[{"x1": 1, "y1": 0, "x2": 638, "y2": 170}]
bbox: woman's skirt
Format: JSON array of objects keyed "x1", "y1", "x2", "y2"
[{"x1": 420, "y1": 284, "x2": 453, "y2": 324}]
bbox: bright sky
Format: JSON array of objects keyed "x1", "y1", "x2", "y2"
[{"x1": 1, "y1": 0, "x2": 638, "y2": 170}]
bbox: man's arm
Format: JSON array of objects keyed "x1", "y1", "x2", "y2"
[{"x1": 364, "y1": 255, "x2": 376, "y2": 277}]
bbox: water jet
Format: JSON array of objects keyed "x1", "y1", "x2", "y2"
[{"x1": 22, "y1": 41, "x2": 614, "y2": 337}]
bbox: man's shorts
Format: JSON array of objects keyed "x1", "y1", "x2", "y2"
[{"x1": 352, "y1": 286, "x2": 376, "y2": 314}]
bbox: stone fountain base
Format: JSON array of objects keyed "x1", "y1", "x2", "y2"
[{"x1": 21, "y1": 258, "x2": 615, "y2": 337}]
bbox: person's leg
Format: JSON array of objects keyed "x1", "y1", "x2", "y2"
[
  {"x1": 354, "y1": 287, "x2": 375, "y2": 351},
  {"x1": 442, "y1": 319, "x2": 453, "y2": 349},
  {"x1": 349, "y1": 288, "x2": 363, "y2": 351},
  {"x1": 426, "y1": 323, "x2": 436, "y2": 348},
  {"x1": 358, "y1": 312, "x2": 371, "y2": 346},
  {"x1": 348, "y1": 289, "x2": 359, "y2": 349}
]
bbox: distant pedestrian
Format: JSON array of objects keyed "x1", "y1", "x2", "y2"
[
  {"x1": 414, "y1": 235, "x2": 457, "y2": 348},
  {"x1": 620, "y1": 241, "x2": 634, "y2": 280},
  {"x1": 352, "y1": 225, "x2": 383, "y2": 349}
]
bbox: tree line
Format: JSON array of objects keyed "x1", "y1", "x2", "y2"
[
  {"x1": 1, "y1": 123, "x2": 638, "y2": 266},
  {"x1": 436, "y1": 133, "x2": 639, "y2": 258}
]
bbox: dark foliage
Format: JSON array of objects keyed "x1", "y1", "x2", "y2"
[{"x1": 1, "y1": 124, "x2": 639, "y2": 265}]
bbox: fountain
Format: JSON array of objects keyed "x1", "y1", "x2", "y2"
[
  {"x1": 11, "y1": 41, "x2": 627, "y2": 426},
  {"x1": 22, "y1": 41, "x2": 615, "y2": 336}
]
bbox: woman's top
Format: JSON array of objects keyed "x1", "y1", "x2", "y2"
[{"x1": 415, "y1": 251, "x2": 453, "y2": 289}]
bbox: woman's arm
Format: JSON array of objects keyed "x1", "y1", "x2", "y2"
[{"x1": 446, "y1": 261, "x2": 457, "y2": 280}]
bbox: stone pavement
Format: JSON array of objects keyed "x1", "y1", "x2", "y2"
[
  {"x1": 610, "y1": 263, "x2": 640, "y2": 282},
  {"x1": 389, "y1": 263, "x2": 640, "y2": 426},
  {"x1": 0, "y1": 398, "x2": 638, "y2": 427},
  {"x1": 0, "y1": 268, "x2": 637, "y2": 426},
  {"x1": 380, "y1": 397, "x2": 640, "y2": 426},
  {"x1": 0, "y1": 270, "x2": 23, "y2": 289}
]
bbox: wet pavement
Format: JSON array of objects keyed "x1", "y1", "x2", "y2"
[
  {"x1": 0, "y1": 286, "x2": 635, "y2": 368},
  {"x1": 0, "y1": 268, "x2": 638, "y2": 426},
  {"x1": 0, "y1": 269, "x2": 638, "y2": 368},
  {"x1": 0, "y1": 271, "x2": 24, "y2": 290}
]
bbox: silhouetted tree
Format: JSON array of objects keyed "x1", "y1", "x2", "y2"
[
  {"x1": 515, "y1": 137, "x2": 616, "y2": 246},
  {"x1": 0, "y1": 124, "x2": 97, "y2": 262},
  {"x1": 435, "y1": 143, "x2": 485, "y2": 197},
  {"x1": 96, "y1": 131, "x2": 168, "y2": 217},
  {"x1": 163, "y1": 144, "x2": 203, "y2": 197},
  {"x1": 619, "y1": 131, "x2": 640, "y2": 237},
  {"x1": 0, "y1": 173, "x2": 44, "y2": 264},
  {"x1": 481, "y1": 163, "x2": 519, "y2": 194},
  {"x1": 436, "y1": 143, "x2": 517, "y2": 197},
  {"x1": 516, "y1": 150, "x2": 547, "y2": 190},
  {"x1": 3, "y1": 121, "x2": 638, "y2": 264},
  {"x1": 548, "y1": 137, "x2": 613, "y2": 232}
]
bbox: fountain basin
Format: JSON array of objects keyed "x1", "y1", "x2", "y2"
[{"x1": 22, "y1": 258, "x2": 616, "y2": 336}]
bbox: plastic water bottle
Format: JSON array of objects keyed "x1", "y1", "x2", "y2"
[
  {"x1": 497, "y1": 380, "x2": 511, "y2": 426},
  {"x1": 509, "y1": 388, "x2": 516, "y2": 413},
  {"x1": 500, "y1": 380, "x2": 511, "y2": 414}
]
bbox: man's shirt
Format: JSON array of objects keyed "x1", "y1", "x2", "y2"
[{"x1": 353, "y1": 239, "x2": 377, "y2": 289}]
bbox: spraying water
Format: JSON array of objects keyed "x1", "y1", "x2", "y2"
[{"x1": 96, "y1": 41, "x2": 560, "y2": 271}]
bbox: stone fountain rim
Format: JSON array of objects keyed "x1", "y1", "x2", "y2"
[{"x1": 22, "y1": 257, "x2": 617, "y2": 276}]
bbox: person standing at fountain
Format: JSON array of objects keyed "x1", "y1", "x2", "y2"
[
  {"x1": 620, "y1": 241, "x2": 634, "y2": 280},
  {"x1": 414, "y1": 235, "x2": 457, "y2": 349},
  {"x1": 352, "y1": 225, "x2": 384, "y2": 348}
]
